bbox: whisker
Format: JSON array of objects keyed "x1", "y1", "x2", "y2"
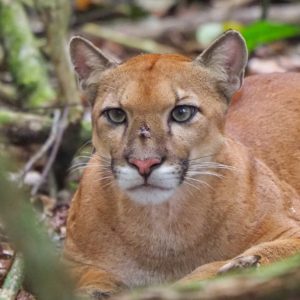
[
  {"x1": 69, "y1": 165, "x2": 102, "y2": 173},
  {"x1": 188, "y1": 153, "x2": 216, "y2": 161},
  {"x1": 99, "y1": 84, "x2": 118, "y2": 92},
  {"x1": 68, "y1": 161, "x2": 111, "y2": 174},
  {"x1": 93, "y1": 152, "x2": 111, "y2": 159},
  {"x1": 183, "y1": 180, "x2": 203, "y2": 193},
  {"x1": 189, "y1": 161, "x2": 234, "y2": 167},
  {"x1": 74, "y1": 155, "x2": 93, "y2": 159},
  {"x1": 68, "y1": 166, "x2": 87, "y2": 173},
  {"x1": 187, "y1": 171, "x2": 224, "y2": 179},
  {"x1": 182, "y1": 185, "x2": 194, "y2": 198},
  {"x1": 95, "y1": 157, "x2": 111, "y2": 164},
  {"x1": 189, "y1": 164, "x2": 236, "y2": 172},
  {"x1": 69, "y1": 162, "x2": 101, "y2": 170},
  {"x1": 68, "y1": 163, "x2": 88, "y2": 172},
  {"x1": 93, "y1": 177, "x2": 114, "y2": 184},
  {"x1": 75, "y1": 140, "x2": 93, "y2": 154},
  {"x1": 69, "y1": 162, "x2": 89, "y2": 169},
  {"x1": 77, "y1": 151, "x2": 94, "y2": 157},
  {"x1": 100, "y1": 180, "x2": 115, "y2": 189},
  {"x1": 185, "y1": 176, "x2": 214, "y2": 191}
]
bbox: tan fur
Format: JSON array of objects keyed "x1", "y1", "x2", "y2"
[
  {"x1": 226, "y1": 73, "x2": 300, "y2": 194},
  {"x1": 65, "y1": 36, "x2": 300, "y2": 296}
]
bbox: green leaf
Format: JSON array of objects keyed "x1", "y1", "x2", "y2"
[{"x1": 241, "y1": 21, "x2": 300, "y2": 52}]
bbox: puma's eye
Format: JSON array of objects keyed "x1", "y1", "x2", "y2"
[
  {"x1": 171, "y1": 105, "x2": 197, "y2": 123},
  {"x1": 105, "y1": 108, "x2": 126, "y2": 124}
]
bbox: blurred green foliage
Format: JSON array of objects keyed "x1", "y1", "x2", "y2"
[
  {"x1": 0, "y1": 157, "x2": 78, "y2": 300},
  {"x1": 241, "y1": 21, "x2": 300, "y2": 52}
]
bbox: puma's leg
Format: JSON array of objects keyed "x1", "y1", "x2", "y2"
[
  {"x1": 70, "y1": 265, "x2": 126, "y2": 299},
  {"x1": 178, "y1": 260, "x2": 231, "y2": 283},
  {"x1": 179, "y1": 238, "x2": 300, "y2": 283}
]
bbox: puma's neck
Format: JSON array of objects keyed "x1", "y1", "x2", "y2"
[{"x1": 108, "y1": 139, "x2": 255, "y2": 253}]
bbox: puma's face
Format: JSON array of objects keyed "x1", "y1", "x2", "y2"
[
  {"x1": 70, "y1": 31, "x2": 247, "y2": 205},
  {"x1": 91, "y1": 56, "x2": 227, "y2": 204}
]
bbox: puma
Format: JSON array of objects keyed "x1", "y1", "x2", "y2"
[{"x1": 64, "y1": 31, "x2": 300, "y2": 298}]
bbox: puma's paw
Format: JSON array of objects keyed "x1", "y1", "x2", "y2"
[
  {"x1": 218, "y1": 255, "x2": 261, "y2": 275},
  {"x1": 91, "y1": 290, "x2": 111, "y2": 299},
  {"x1": 77, "y1": 287, "x2": 112, "y2": 299}
]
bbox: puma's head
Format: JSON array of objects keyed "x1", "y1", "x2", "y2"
[{"x1": 70, "y1": 31, "x2": 247, "y2": 205}]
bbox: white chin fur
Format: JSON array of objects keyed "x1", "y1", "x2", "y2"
[
  {"x1": 127, "y1": 187, "x2": 175, "y2": 205},
  {"x1": 115, "y1": 165, "x2": 180, "y2": 205}
]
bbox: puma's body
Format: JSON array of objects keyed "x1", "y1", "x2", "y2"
[
  {"x1": 65, "y1": 32, "x2": 300, "y2": 296},
  {"x1": 66, "y1": 138, "x2": 300, "y2": 287},
  {"x1": 226, "y1": 73, "x2": 300, "y2": 194}
]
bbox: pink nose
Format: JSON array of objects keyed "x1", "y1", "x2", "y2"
[{"x1": 129, "y1": 158, "x2": 161, "y2": 175}]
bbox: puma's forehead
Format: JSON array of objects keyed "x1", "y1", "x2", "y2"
[
  {"x1": 120, "y1": 53, "x2": 192, "y2": 68},
  {"x1": 113, "y1": 53, "x2": 197, "y2": 81},
  {"x1": 96, "y1": 53, "x2": 216, "y2": 112}
]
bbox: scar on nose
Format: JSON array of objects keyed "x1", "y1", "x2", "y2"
[{"x1": 139, "y1": 125, "x2": 151, "y2": 139}]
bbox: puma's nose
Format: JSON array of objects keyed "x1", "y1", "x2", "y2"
[{"x1": 128, "y1": 158, "x2": 162, "y2": 176}]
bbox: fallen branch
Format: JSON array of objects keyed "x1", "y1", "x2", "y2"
[
  {"x1": 112, "y1": 254, "x2": 300, "y2": 300},
  {"x1": 109, "y1": 4, "x2": 300, "y2": 39},
  {"x1": 0, "y1": 109, "x2": 52, "y2": 144},
  {"x1": 31, "y1": 107, "x2": 69, "y2": 196},
  {"x1": 20, "y1": 109, "x2": 60, "y2": 182},
  {"x1": 0, "y1": 108, "x2": 91, "y2": 145},
  {"x1": 0, "y1": 254, "x2": 24, "y2": 300},
  {"x1": 81, "y1": 24, "x2": 176, "y2": 53}
]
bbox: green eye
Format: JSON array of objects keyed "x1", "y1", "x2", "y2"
[
  {"x1": 171, "y1": 105, "x2": 197, "y2": 123},
  {"x1": 105, "y1": 108, "x2": 126, "y2": 124}
]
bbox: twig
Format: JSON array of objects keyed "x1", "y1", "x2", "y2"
[
  {"x1": 0, "y1": 254, "x2": 24, "y2": 300},
  {"x1": 19, "y1": 109, "x2": 61, "y2": 182},
  {"x1": 261, "y1": 0, "x2": 270, "y2": 20},
  {"x1": 31, "y1": 107, "x2": 69, "y2": 196},
  {"x1": 34, "y1": 0, "x2": 84, "y2": 181}
]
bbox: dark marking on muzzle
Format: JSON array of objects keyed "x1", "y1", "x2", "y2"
[
  {"x1": 139, "y1": 124, "x2": 151, "y2": 139},
  {"x1": 180, "y1": 159, "x2": 189, "y2": 184}
]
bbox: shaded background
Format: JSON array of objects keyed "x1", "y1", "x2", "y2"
[{"x1": 0, "y1": 0, "x2": 300, "y2": 299}]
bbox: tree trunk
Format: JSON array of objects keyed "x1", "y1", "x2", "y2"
[{"x1": 0, "y1": 0, "x2": 56, "y2": 109}]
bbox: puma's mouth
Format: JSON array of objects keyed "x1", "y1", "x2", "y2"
[
  {"x1": 114, "y1": 163, "x2": 182, "y2": 205},
  {"x1": 127, "y1": 184, "x2": 172, "y2": 192}
]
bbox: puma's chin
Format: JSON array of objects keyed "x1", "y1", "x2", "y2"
[{"x1": 126, "y1": 185, "x2": 175, "y2": 205}]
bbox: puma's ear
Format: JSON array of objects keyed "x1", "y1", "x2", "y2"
[
  {"x1": 69, "y1": 36, "x2": 118, "y2": 89},
  {"x1": 194, "y1": 30, "x2": 248, "y2": 102}
]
